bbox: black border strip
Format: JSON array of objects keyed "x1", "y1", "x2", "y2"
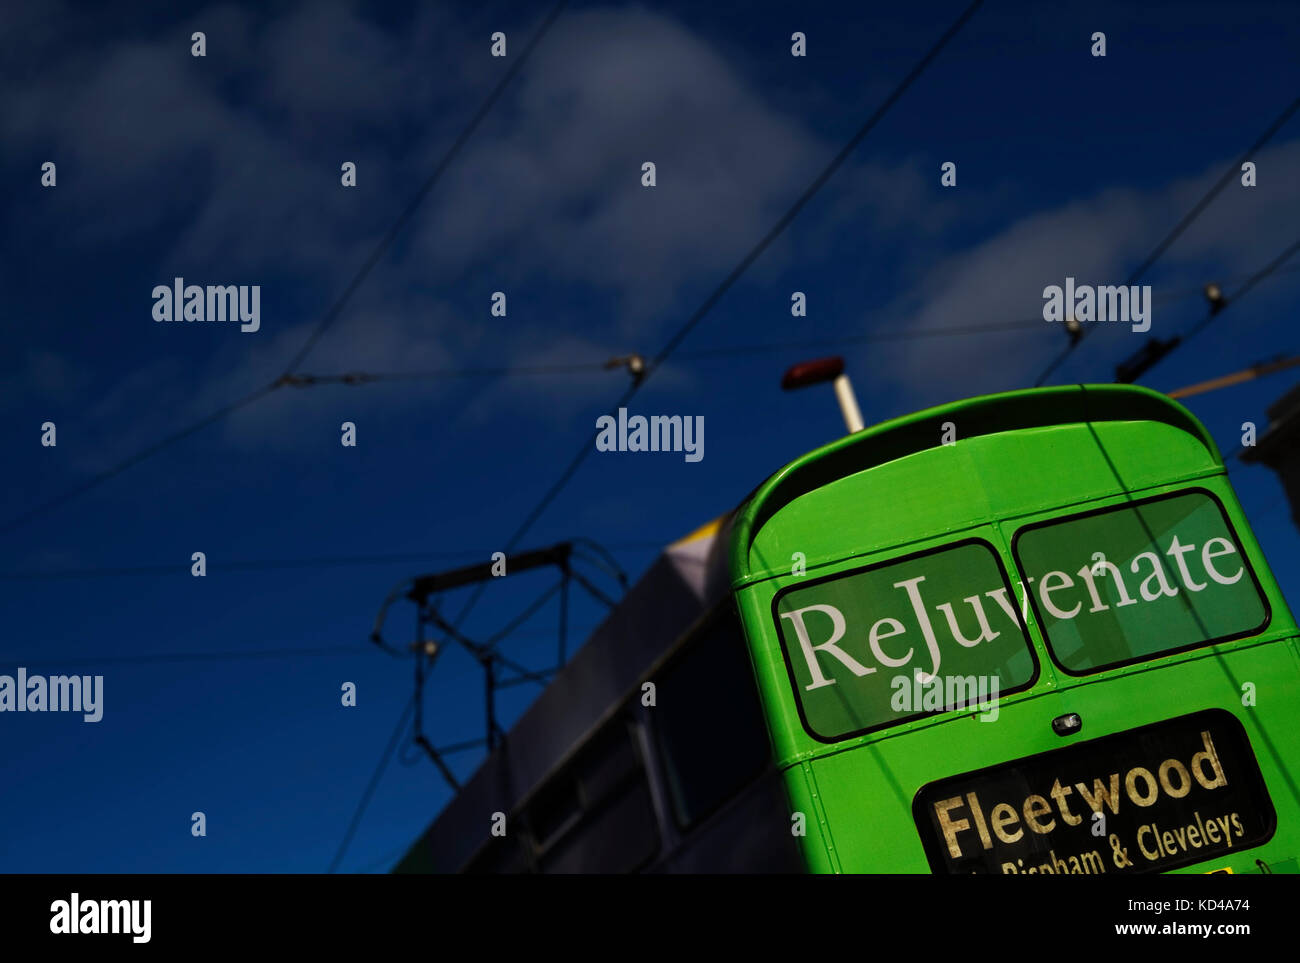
[{"x1": 769, "y1": 536, "x2": 1040, "y2": 745}]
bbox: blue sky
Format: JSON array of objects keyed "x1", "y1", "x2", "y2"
[{"x1": 0, "y1": 0, "x2": 1297, "y2": 872}]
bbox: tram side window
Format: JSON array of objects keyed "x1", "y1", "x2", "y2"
[
  {"x1": 539, "y1": 777, "x2": 659, "y2": 873},
  {"x1": 653, "y1": 608, "x2": 771, "y2": 831},
  {"x1": 526, "y1": 713, "x2": 660, "y2": 874}
]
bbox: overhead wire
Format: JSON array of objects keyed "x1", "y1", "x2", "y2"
[
  {"x1": 283, "y1": 318, "x2": 1045, "y2": 387},
  {"x1": 239, "y1": 269, "x2": 1300, "y2": 387},
  {"x1": 0, "y1": 645, "x2": 364, "y2": 667},
  {"x1": 0, "y1": 540, "x2": 663, "y2": 582},
  {"x1": 0, "y1": 383, "x2": 277, "y2": 538},
  {"x1": 1032, "y1": 94, "x2": 1300, "y2": 386},
  {"x1": 0, "y1": 0, "x2": 572, "y2": 542},
  {"x1": 444, "y1": 0, "x2": 988, "y2": 635},
  {"x1": 0, "y1": 622, "x2": 603, "y2": 669},
  {"x1": 209, "y1": 268, "x2": 1300, "y2": 389},
  {"x1": 317, "y1": 0, "x2": 573, "y2": 874},
  {"x1": 335, "y1": 0, "x2": 988, "y2": 875},
  {"x1": 1123, "y1": 235, "x2": 1300, "y2": 386},
  {"x1": 1180, "y1": 237, "x2": 1300, "y2": 344},
  {"x1": 283, "y1": 1, "x2": 571, "y2": 373}
]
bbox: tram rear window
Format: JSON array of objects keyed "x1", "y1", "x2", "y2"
[
  {"x1": 772, "y1": 539, "x2": 1036, "y2": 742},
  {"x1": 1012, "y1": 490, "x2": 1269, "y2": 675}
]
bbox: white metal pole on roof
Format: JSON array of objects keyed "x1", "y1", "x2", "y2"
[{"x1": 833, "y1": 373, "x2": 865, "y2": 433}]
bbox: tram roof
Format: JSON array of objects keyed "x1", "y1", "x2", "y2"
[{"x1": 729, "y1": 384, "x2": 1220, "y2": 584}]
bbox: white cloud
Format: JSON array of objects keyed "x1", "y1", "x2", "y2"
[
  {"x1": 877, "y1": 138, "x2": 1300, "y2": 409},
  {"x1": 400, "y1": 6, "x2": 830, "y2": 333},
  {"x1": 1, "y1": 1, "x2": 850, "y2": 457}
]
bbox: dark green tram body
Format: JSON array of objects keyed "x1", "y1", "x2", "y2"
[{"x1": 729, "y1": 384, "x2": 1300, "y2": 874}]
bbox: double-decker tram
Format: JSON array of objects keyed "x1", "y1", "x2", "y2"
[
  {"x1": 729, "y1": 383, "x2": 1299, "y2": 873},
  {"x1": 398, "y1": 382, "x2": 1297, "y2": 874}
]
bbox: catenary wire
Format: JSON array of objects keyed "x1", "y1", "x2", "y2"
[
  {"x1": 445, "y1": 0, "x2": 988, "y2": 634},
  {"x1": 1032, "y1": 95, "x2": 1300, "y2": 387}
]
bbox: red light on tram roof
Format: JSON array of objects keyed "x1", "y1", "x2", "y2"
[{"x1": 782, "y1": 356, "x2": 845, "y2": 390}]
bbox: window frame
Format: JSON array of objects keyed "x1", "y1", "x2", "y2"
[
  {"x1": 769, "y1": 536, "x2": 1040, "y2": 745},
  {"x1": 649, "y1": 603, "x2": 773, "y2": 832},
  {"x1": 1010, "y1": 486, "x2": 1272, "y2": 677},
  {"x1": 522, "y1": 711, "x2": 663, "y2": 874}
]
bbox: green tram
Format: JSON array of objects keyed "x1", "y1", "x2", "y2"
[
  {"x1": 398, "y1": 383, "x2": 1297, "y2": 874},
  {"x1": 732, "y1": 383, "x2": 1297, "y2": 874}
]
